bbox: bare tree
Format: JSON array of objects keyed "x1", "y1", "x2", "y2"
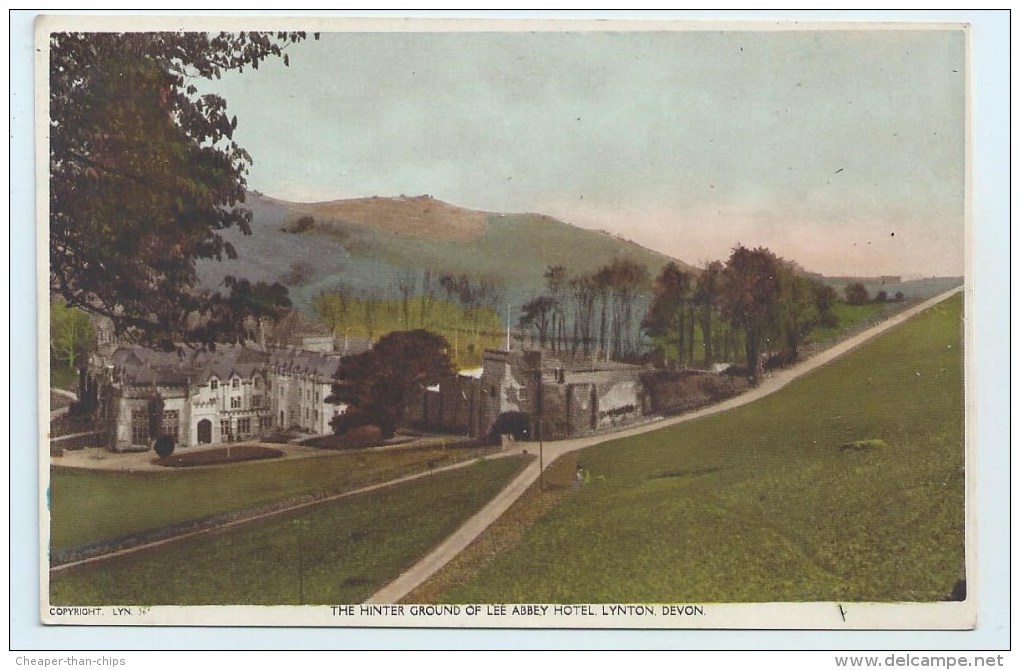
[
  {"x1": 265, "y1": 308, "x2": 303, "y2": 347},
  {"x1": 395, "y1": 269, "x2": 417, "y2": 329},
  {"x1": 361, "y1": 288, "x2": 379, "y2": 342},
  {"x1": 475, "y1": 274, "x2": 505, "y2": 350},
  {"x1": 694, "y1": 260, "x2": 723, "y2": 366},
  {"x1": 594, "y1": 259, "x2": 650, "y2": 360},
  {"x1": 570, "y1": 273, "x2": 597, "y2": 357},
  {"x1": 520, "y1": 296, "x2": 556, "y2": 349},
  {"x1": 313, "y1": 287, "x2": 351, "y2": 340},
  {"x1": 544, "y1": 265, "x2": 568, "y2": 353},
  {"x1": 418, "y1": 268, "x2": 435, "y2": 328}
]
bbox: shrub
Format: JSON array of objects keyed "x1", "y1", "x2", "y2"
[
  {"x1": 153, "y1": 434, "x2": 176, "y2": 458},
  {"x1": 844, "y1": 282, "x2": 870, "y2": 305},
  {"x1": 840, "y1": 438, "x2": 888, "y2": 452},
  {"x1": 279, "y1": 260, "x2": 314, "y2": 286},
  {"x1": 156, "y1": 445, "x2": 284, "y2": 467},
  {"x1": 339, "y1": 425, "x2": 384, "y2": 448},
  {"x1": 283, "y1": 215, "x2": 315, "y2": 233},
  {"x1": 304, "y1": 425, "x2": 389, "y2": 450},
  {"x1": 330, "y1": 408, "x2": 373, "y2": 436}
]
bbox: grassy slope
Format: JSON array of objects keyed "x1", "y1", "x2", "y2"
[
  {"x1": 49, "y1": 445, "x2": 497, "y2": 552},
  {"x1": 315, "y1": 294, "x2": 505, "y2": 368},
  {"x1": 324, "y1": 212, "x2": 677, "y2": 288},
  {"x1": 197, "y1": 193, "x2": 679, "y2": 315},
  {"x1": 806, "y1": 302, "x2": 888, "y2": 344},
  {"x1": 437, "y1": 294, "x2": 965, "y2": 603},
  {"x1": 50, "y1": 457, "x2": 530, "y2": 605},
  {"x1": 49, "y1": 365, "x2": 78, "y2": 393}
]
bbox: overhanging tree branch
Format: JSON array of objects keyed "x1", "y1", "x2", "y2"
[{"x1": 49, "y1": 31, "x2": 314, "y2": 345}]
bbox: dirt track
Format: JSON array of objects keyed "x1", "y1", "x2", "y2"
[{"x1": 364, "y1": 287, "x2": 964, "y2": 604}]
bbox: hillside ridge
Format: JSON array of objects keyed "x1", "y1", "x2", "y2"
[
  {"x1": 259, "y1": 192, "x2": 684, "y2": 269},
  {"x1": 196, "y1": 191, "x2": 696, "y2": 315}
]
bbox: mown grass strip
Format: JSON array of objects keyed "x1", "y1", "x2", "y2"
[
  {"x1": 50, "y1": 444, "x2": 499, "y2": 552},
  {"x1": 50, "y1": 456, "x2": 530, "y2": 605}
]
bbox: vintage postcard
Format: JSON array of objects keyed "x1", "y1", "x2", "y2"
[{"x1": 38, "y1": 14, "x2": 973, "y2": 629}]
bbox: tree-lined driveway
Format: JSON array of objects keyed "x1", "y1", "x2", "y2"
[{"x1": 366, "y1": 287, "x2": 963, "y2": 603}]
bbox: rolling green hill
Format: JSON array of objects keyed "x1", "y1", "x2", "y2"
[{"x1": 196, "y1": 192, "x2": 687, "y2": 315}]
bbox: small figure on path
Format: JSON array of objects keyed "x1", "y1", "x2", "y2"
[{"x1": 573, "y1": 464, "x2": 585, "y2": 490}]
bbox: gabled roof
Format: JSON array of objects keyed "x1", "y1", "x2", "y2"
[
  {"x1": 267, "y1": 348, "x2": 343, "y2": 380},
  {"x1": 110, "y1": 342, "x2": 343, "y2": 388}
]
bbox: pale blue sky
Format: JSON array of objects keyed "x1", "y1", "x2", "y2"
[{"x1": 203, "y1": 28, "x2": 966, "y2": 277}]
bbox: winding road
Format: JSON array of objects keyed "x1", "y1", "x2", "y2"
[{"x1": 365, "y1": 286, "x2": 963, "y2": 603}]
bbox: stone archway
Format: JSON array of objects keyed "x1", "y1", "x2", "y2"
[{"x1": 197, "y1": 419, "x2": 212, "y2": 444}]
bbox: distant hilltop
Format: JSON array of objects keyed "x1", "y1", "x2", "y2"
[
  {"x1": 265, "y1": 193, "x2": 491, "y2": 243},
  {"x1": 197, "y1": 191, "x2": 690, "y2": 315}
]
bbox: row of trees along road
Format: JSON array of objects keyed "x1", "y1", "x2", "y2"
[
  {"x1": 645, "y1": 245, "x2": 840, "y2": 379},
  {"x1": 49, "y1": 31, "x2": 315, "y2": 348},
  {"x1": 519, "y1": 246, "x2": 840, "y2": 381}
]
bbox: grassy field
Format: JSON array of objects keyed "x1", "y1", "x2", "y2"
[
  {"x1": 806, "y1": 301, "x2": 889, "y2": 344},
  {"x1": 315, "y1": 293, "x2": 506, "y2": 368},
  {"x1": 50, "y1": 456, "x2": 530, "y2": 605},
  {"x1": 50, "y1": 444, "x2": 499, "y2": 552},
  {"x1": 433, "y1": 294, "x2": 965, "y2": 603},
  {"x1": 49, "y1": 365, "x2": 78, "y2": 393}
]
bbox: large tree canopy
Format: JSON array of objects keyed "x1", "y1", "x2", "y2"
[
  {"x1": 330, "y1": 330, "x2": 456, "y2": 438},
  {"x1": 721, "y1": 245, "x2": 781, "y2": 379},
  {"x1": 641, "y1": 262, "x2": 694, "y2": 368},
  {"x1": 49, "y1": 31, "x2": 311, "y2": 344}
]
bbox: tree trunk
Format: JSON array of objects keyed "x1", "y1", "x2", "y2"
[
  {"x1": 701, "y1": 311, "x2": 713, "y2": 367},
  {"x1": 687, "y1": 305, "x2": 696, "y2": 367},
  {"x1": 745, "y1": 328, "x2": 760, "y2": 381}
]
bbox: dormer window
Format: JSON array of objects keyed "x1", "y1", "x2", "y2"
[
  {"x1": 232, "y1": 378, "x2": 239, "y2": 390},
  {"x1": 210, "y1": 379, "x2": 218, "y2": 391}
]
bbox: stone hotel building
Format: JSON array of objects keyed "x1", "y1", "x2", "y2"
[{"x1": 104, "y1": 344, "x2": 350, "y2": 451}]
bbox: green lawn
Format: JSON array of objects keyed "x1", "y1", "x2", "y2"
[
  {"x1": 50, "y1": 445, "x2": 497, "y2": 552},
  {"x1": 806, "y1": 301, "x2": 889, "y2": 344},
  {"x1": 437, "y1": 294, "x2": 965, "y2": 603},
  {"x1": 50, "y1": 456, "x2": 529, "y2": 605},
  {"x1": 49, "y1": 365, "x2": 79, "y2": 392},
  {"x1": 315, "y1": 294, "x2": 506, "y2": 368}
]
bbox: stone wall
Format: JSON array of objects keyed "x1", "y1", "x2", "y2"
[
  {"x1": 642, "y1": 370, "x2": 749, "y2": 417},
  {"x1": 411, "y1": 376, "x2": 482, "y2": 436},
  {"x1": 405, "y1": 350, "x2": 650, "y2": 441}
]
